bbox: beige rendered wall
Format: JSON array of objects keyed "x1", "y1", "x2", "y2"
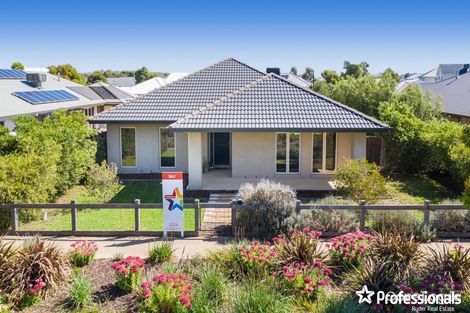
[
  {"x1": 107, "y1": 123, "x2": 188, "y2": 174},
  {"x1": 231, "y1": 132, "x2": 364, "y2": 178}
]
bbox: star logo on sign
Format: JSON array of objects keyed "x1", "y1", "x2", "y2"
[{"x1": 356, "y1": 285, "x2": 375, "y2": 304}]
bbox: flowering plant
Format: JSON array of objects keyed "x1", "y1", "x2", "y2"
[
  {"x1": 140, "y1": 273, "x2": 193, "y2": 312},
  {"x1": 69, "y1": 240, "x2": 98, "y2": 267},
  {"x1": 276, "y1": 261, "x2": 331, "y2": 300},
  {"x1": 327, "y1": 230, "x2": 374, "y2": 270},
  {"x1": 111, "y1": 256, "x2": 145, "y2": 293},
  {"x1": 238, "y1": 240, "x2": 279, "y2": 277},
  {"x1": 21, "y1": 278, "x2": 46, "y2": 308}
]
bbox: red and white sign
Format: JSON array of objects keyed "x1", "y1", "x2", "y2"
[{"x1": 162, "y1": 172, "x2": 184, "y2": 237}]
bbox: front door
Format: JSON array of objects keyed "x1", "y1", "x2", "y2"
[{"x1": 209, "y1": 132, "x2": 230, "y2": 168}]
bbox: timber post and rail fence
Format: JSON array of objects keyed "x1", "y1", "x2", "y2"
[{"x1": 0, "y1": 200, "x2": 468, "y2": 238}]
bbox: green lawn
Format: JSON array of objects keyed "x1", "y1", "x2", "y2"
[{"x1": 19, "y1": 181, "x2": 200, "y2": 232}]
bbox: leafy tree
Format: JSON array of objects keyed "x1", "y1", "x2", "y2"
[
  {"x1": 135, "y1": 66, "x2": 156, "y2": 83},
  {"x1": 86, "y1": 70, "x2": 107, "y2": 84},
  {"x1": 0, "y1": 126, "x2": 17, "y2": 155},
  {"x1": 383, "y1": 68, "x2": 400, "y2": 82},
  {"x1": 290, "y1": 66, "x2": 298, "y2": 75},
  {"x1": 394, "y1": 85, "x2": 442, "y2": 121},
  {"x1": 301, "y1": 67, "x2": 315, "y2": 82},
  {"x1": 342, "y1": 61, "x2": 369, "y2": 78},
  {"x1": 321, "y1": 70, "x2": 340, "y2": 84},
  {"x1": 47, "y1": 64, "x2": 83, "y2": 84},
  {"x1": 11, "y1": 62, "x2": 24, "y2": 70},
  {"x1": 463, "y1": 177, "x2": 470, "y2": 207}
]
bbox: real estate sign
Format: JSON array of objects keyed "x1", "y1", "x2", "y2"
[{"x1": 162, "y1": 172, "x2": 184, "y2": 237}]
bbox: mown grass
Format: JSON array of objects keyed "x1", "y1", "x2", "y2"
[{"x1": 19, "y1": 181, "x2": 200, "y2": 231}]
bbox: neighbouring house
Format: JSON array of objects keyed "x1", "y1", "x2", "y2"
[
  {"x1": 420, "y1": 71, "x2": 470, "y2": 124},
  {"x1": 106, "y1": 76, "x2": 136, "y2": 87},
  {"x1": 90, "y1": 58, "x2": 390, "y2": 191},
  {"x1": 118, "y1": 73, "x2": 189, "y2": 96},
  {"x1": 0, "y1": 69, "x2": 101, "y2": 131},
  {"x1": 418, "y1": 64, "x2": 469, "y2": 83}
]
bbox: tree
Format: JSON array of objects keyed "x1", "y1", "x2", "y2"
[
  {"x1": 301, "y1": 67, "x2": 315, "y2": 82},
  {"x1": 11, "y1": 62, "x2": 24, "y2": 70},
  {"x1": 86, "y1": 70, "x2": 107, "y2": 84},
  {"x1": 321, "y1": 70, "x2": 340, "y2": 84},
  {"x1": 47, "y1": 64, "x2": 83, "y2": 84},
  {"x1": 290, "y1": 66, "x2": 298, "y2": 75},
  {"x1": 342, "y1": 61, "x2": 369, "y2": 78},
  {"x1": 383, "y1": 68, "x2": 400, "y2": 82},
  {"x1": 135, "y1": 66, "x2": 156, "y2": 84},
  {"x1": 463, "y1": 177, "x2": 470, "y2": 208}
]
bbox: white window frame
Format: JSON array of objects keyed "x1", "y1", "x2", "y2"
[
  {"x1": 275, "y1": 132, "x2": 301, "y2": 174},
  {"x1": 120, "y1": 127, "x2": 137, "y2": 168},
  {"x1": 311, "y1": 132, "x2": 337, "y2": 173},
  {"x1": 159, "y1": 127, "x2": 176, "y2": 169}
]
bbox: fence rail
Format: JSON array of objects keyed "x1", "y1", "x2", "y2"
[{"x1": 0, "y1": 200, "x2": 467, "y2": 238}]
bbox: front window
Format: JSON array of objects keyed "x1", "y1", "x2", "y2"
[
  {"x1": 312, "y1": 132, "x2": 336, "y2": 172},
  {"x1": 160, "y1": 128, "x2": 175, "y2": 167},
  {"x1": 276, "y1": 133, "x2": 300, "y2": 173},
  {"x1": 121, "y1": 128, "x2": 136, "y2": 167}
]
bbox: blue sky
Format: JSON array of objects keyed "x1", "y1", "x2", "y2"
[{"x1": 0, "y1": 0, "x2": 469, "y2": 75}]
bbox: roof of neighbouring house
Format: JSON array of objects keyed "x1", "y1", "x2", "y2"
[
  {"x1": 0, "y1": 70, "x2": 104, "y2": 120},
  {"x1": 437, "y1": 64, "x2": 466, "y2": 77},
  {"x1": 68, "y1": 83, "x2": 134, "y2": 103},
  {"x1": 117, "y1": 73, "x2": 191, "y2": 95},
  {"x1": 106, "y1": 76, "x2": 136, "y2": 87},
  {"x1": 420, "y1": 72, "x2": 470, "y2": 118},
  {"x1": 90, "y1": 58, "x2": 390, "y2": 132},
  {"x1": 280, "y1": 73, "x2": 311, "y2": 88}
]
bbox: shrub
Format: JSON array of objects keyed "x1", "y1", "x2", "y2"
[
  {"x1": 112, "y1": 256, "x2": 145, "y2": 293},
  {"x1": 463, "y1": 177, "x2": 470, "y2": 207},
  {"x1": 4, "y1": 237, "x2": 70, "y2": 309},
  {"x1": 190, "y1": 264, "x2": 227, "y2": 311},
  {"x1": 0, "y1": 238, "x2": 16, "y2": 290},
  {"x1": 68, "y1": 272, "x2": 93, "y2": 309},
  {"x1": 139, "y1": 273, "x2": 193, "y2": 312},
  {"x1": 277, "y1": 261, "x2": 332, "y2": 300},
  {"x1": 424, "y1": 243, "x2": 470, "y2": 292},
  {"x1": 232, "y1": 282, "x2": 292, "y2": 313},
  {"x1": 204, "y1": 244, "x2": 245, "y2": 280},
  {"x1": 238, "y1": 240, "x2": 279, "y2": 279},
  {"x1": 112, "y1": 251, "x2": 125, "y2": 261},
  {"x1": 69, "y1": 240, "x2": 98, "y2": 267},
  {"x1": 334, "y1": 159, "x2": 387, "y2": 203},
  {"x1": 289, "y1": 209, "x2": 358, "y2": 233},
  {"x1": 237, "y1": 179, "x2": 297, "y2": 238},
  {"x1": 148, "y1": 241, "x2": 174, "y2": 264},
  {"x1": 316, "y1": 295, "x2": 362, "y2": 313},
  {"x1": 274, "y1": 228, "x2": 325, "y2": 264},
  {"x1": 327, "y1": 230, "x2": 374, "y2": 271},
  {"x1": 433, "y1": 210, "x2": 470, "y2": 233},
  {"x1": 85, "y1": 161, "x2": 120, "y2": 202}
]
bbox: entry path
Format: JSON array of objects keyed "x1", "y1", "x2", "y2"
[{"x1": 4, "y1": 236, "x2": 233, "y2": 259}]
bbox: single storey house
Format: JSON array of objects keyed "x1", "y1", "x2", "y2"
[{"x1": 90, "y1": 58, "x2": 390, "y2": 191}]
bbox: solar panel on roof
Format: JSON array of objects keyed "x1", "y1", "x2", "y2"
[
  {"x1": 13, "y1": 90, "x2": 79, "y2": 104},
  {"x1": 0, "y1": 69, "x2": 26, "y2": 79}
]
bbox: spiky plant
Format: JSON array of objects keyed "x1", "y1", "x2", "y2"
[
  {"x1": 275, "y1": 228, "x2": 327, "y2": 265},
  {"x1": 0, "y1": 237, "x2": 17, "y2": 302},
  {"x1": 424, "y1": 243, "x2": 470, "y2": 292}
]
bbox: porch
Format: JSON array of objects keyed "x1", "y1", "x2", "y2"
[{"x1": 200, "y1": 169, "x2": 335, "y2": 191}]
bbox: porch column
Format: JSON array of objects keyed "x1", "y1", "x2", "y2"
[
  {"x1": 352, "y1": 133, "x2": 367, "y2": 159},
  {"x1": 187, "y1": 132, "x2": 203, "y2": 190}
]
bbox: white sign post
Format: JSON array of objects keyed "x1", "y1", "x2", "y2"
[{"x1": 162, "y1": 172, "x2": 184, "y2": 237}]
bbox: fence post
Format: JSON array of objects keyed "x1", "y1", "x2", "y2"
[
  {"x1": 359, "y1": 200, "x2": 366, "y2": 231},
  {"x1": 11, "y1": 200, "x2": 18, "y2": 231},
  {"x1": 194, "y1": 199, "x2": 200, "y2": 234},
  {"x1": 134, "y1": 199, "x2": 141, "y2": 231},
  {"x1": 423, "y1": 200, "x2": 430, "y2": 225},
  {"x1": 71, "y1": 199, "x2": 77, "y2": 232},
  {"x1": 295, "y1": 200, "x2": 301, "y2": 215},
  {"x1": 231, "y1": 199, "x2": 237, "y2": 237}
]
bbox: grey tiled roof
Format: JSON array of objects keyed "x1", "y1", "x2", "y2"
[
  {"x1": 420, "y1": 72, "x2": 470, "y2": 117},
  {"x1": 169, "y1": 74, "x2": 389, "y2": 132},
  {"x1": 91, "y1": 58, "x2": 264, "y2": 122},
  {"x1": 91, "y1": 58, "x2": 389, "y2": 132},
  {"x1": 106, "y1": 77, "x2": 136, "y2": 87}
]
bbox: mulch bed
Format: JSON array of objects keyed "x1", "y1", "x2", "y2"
[{"x1": 23, "y1": 259, "x2": 164, "y2": 313}]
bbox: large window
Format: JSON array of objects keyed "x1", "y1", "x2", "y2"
[
  {"x1": 121, "y1": 128, "x2": 136, "y2": 167},
  {"x1": 312, "y1": 132, "x2": 336, "y2": 172},
  {"x1": 160, "y1": 128, "x2": 175, "y2": 167},
  {"x1": 276, "y1": 133, "x2": 300, "y2": 173}
]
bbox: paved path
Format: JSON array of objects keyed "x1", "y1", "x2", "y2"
[
  {"x1": 4, "y1": 236, "x2": 233, "y2": 259},
  {"x1": 200, "y1": 193, "x2": 235, "y2": 235},
  {"x1": 4, "y1": 236, "x2": 469, "y2": 260}
]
